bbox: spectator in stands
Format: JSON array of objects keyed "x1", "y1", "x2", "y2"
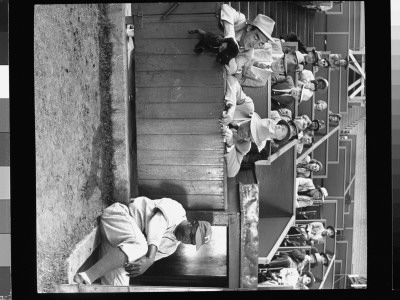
[
  {"x1": 297, "y1": 78, "x2": 329, "y2": 102},
  {"x1": 223, "y1": 109, "x2": 310, "y2": 176},
  {"x1": 303, "y1": 48, "x2": 322, "y2": 67},
  {"x1": 296, "y1": 177, "x2": 328, "y2": 208},
  {"x1": 219, "y1": 4, "x2": 283, "y2": 60},
  {"x1": 296, "y1": 155, "x2": 323, "y2": 178},
  {"x1": 226, "y1": 49, "x2": 303, "y2": 88},
  {"x1": 266, "y1": 248, "x2": 309, "y2": 270},
  {"x1": 222, "y1": 75, "x2": 256, "y2": 125},
  {"x1": 297, "y1": 251, "x2": 333, "y2": 272},
  {"x1": 314, "y1": 100, "x2": 328, "y2": 112},
  {"x1": 73, "y1": 197, "x2": 212, "y2": 286},
  {"x1": 259, "y1": 268, "x2": 315, "y2": 289},
  {"x1": 304, "y1": 119, "x2": 325, "y2": 136},
  {"x1": 298, "y1": 68, "x2": 315, "y2": 85},
  {"x1": 314, "y1": 77, "x2": 329, "y2": 93},
  {"x1": 290, "y1": 222, "x2": 336, "y2": 245},
  {"x1": 329, "y1": 111, "x2": 342, "y2": 126},
  {"x1": 279, "y1": 32, "x2": 308, "y2": 54},
  {"x1": 222, "y1": 111, "x2": 295, "y2": 177}
]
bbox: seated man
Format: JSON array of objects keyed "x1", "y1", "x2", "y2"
[
  {"x1": 303, "y1": 119, "x2": 325, "y2": 136},
  {"x1": 259, "y1": 267, "x2": 315, "y2": 289},
  {"x1": 295, "y1": 177, "x2": 328, "y2": 208},
  {"x1": 302, "y1": 48, "x2": 322, "y2": 67},
  {"x1": 296, "y1": 155, "x2": 323, "y2": 178},
  {"x1": 298, "y1": 68, "x2": 315, "y2": 85},
  {"x1": 223, "y1": 75, "x2": 256, "y2": 124},
  {"x1": 296, "y1": 133, "x2": 314, "y2": 155},
  {"x1": 288, "y1": 222, "x2": 335, "y2": 245},
  {"x1": 296, "y1": 251, "x2": 333, "y2": 272},
  {"x1": 329, "y1": 111, "x2": 342, "y2": 126},
  {"x1": 73, "y1": 196, "x2": 212, "y2": 286},
  {"x1": 295, "y1": 77, "x2": 329, "y2": 105},
  {"x1": 239, "y1": 109, "x2": 311, "y2": 165},
  {"x1": 220, "y1": 4, "x2": 282, "y2": 55},
  {"x1": 316, "y1": 53, "x2": 348, "y2": 71}
]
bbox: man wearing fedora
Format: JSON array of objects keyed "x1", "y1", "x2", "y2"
[
  {"x1": 297, "y1": 250, "x2": 332, "y2": 272},
  {"x1": 296, "y1": 154, "x2": 323, "y2": 178},
  {"x1": 73, "y1": 196, "x2": 212, "y2": 286}
]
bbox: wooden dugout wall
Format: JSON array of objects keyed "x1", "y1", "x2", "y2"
[{"x1": 133, "y1": 2, "x2": 227, "y2": 211}]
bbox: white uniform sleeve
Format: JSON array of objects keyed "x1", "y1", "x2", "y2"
[
  {"x1": 220, "y1": 4, "x2": 246, "y2": 39},
  {"x1": 147, "y1": 211, "x2": 168, "y2": 248}
]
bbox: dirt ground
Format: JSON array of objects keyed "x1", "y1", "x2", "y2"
[{"x1": 34, "y1": 4, "x2": 118, "y2": 293}]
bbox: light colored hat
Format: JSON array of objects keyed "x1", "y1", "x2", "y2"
[{"x1": 247, "y1": 14, "x2": 275, "y2": 43}]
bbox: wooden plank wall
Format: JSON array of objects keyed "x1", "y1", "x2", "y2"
[{"x1": 133, "y1": 3, "x2": 226, "y2": 211}]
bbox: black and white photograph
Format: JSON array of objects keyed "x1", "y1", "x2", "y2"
[{"x1": 32, "y1": 2, "x2": 368, "y2": 292}]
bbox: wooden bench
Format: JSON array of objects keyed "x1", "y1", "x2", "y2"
[{"x1": 328, "y1": 126, "x2": 340, "y2": 163}]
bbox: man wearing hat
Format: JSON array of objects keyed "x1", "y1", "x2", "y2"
[
  {"x1": 220, "y1": 4, "x2": 282, "y2": 54},
  {"x1": 314, "y1": 100, "x2": 328, "y2": 112},
  {"x1": 297, "y1": 222, "x2": 336, "y2": 245},
  {"x1": 73, "y1": 196, "x2": 212, "y2": 286}
]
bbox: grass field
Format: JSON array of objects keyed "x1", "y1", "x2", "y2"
[{"x1": 34, "y1": 4, "x2": 116, "y2": 293}]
